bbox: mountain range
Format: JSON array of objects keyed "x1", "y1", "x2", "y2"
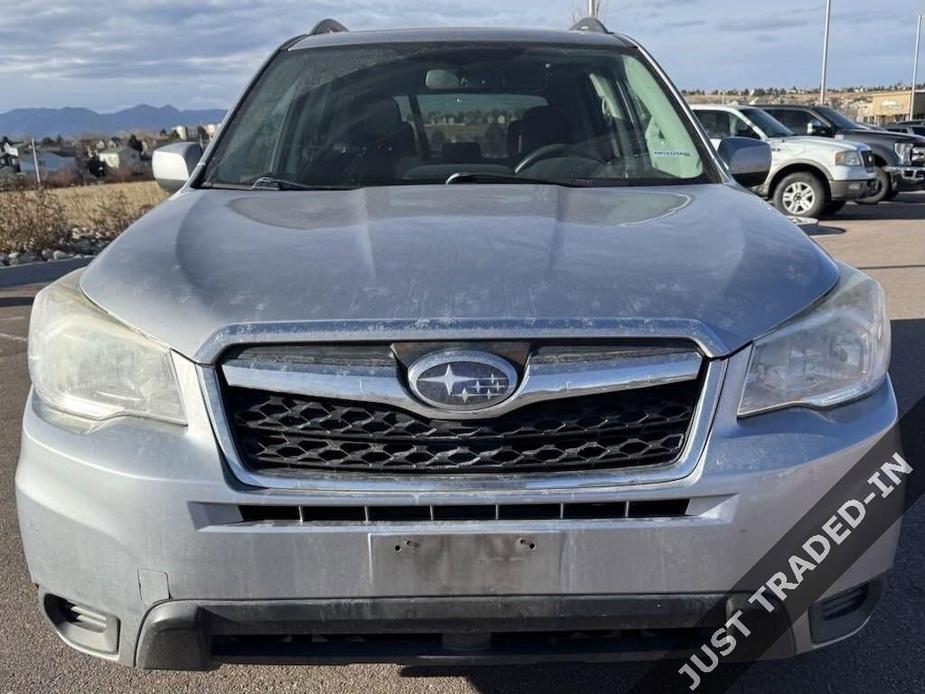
[{"x1": 0, "y1": 105, "x2": 227, "y2": 140}]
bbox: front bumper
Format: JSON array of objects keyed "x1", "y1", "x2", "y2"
[
  {"x1": 15, "y1": 349, "x2": 903, "y2": 669},
  {"x1": 886, "y1": 165, "x2": 925, "y2": 189},
  {"x1": 829, "y1": 176, "x2": 879, "y2": 201}
]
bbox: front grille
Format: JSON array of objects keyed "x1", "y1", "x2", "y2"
[{"x1": 224, "y1": 378, "x2": 701, "y2": 475}]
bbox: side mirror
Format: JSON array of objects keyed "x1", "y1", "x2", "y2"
[
  {"x1": 152, "y1": 142, "x2": 203, "y2": 193},
  {"x1": 806, "y1": 119, "x2": 831, "y2": 137},
  {"x1": 717, "y1": 137, "x2": 772, "y2": 188}
]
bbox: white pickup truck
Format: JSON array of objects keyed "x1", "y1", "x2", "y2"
[{"x1": 692, "y1": 104, "x2": 877, "y2": 218}]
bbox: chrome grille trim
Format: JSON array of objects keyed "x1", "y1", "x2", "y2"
[
  {"x1": 199, "y1": 355, "x2": 725, "y2": 493},
  {"x1": 221, "y1": 350, "x2": 702, "y2": 421}
]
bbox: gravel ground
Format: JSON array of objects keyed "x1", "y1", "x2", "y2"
[{"x1": 1, "y1": 193, "x2": 923, "y2": 693}]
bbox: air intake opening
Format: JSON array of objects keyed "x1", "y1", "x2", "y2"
[
  {"x1": 626, "y1": 499, "x2": 689, "y2": 518},
  {"x1": 232, "y1": 499, "x2": 692, "y2": 525},
  {"x1": 809, "y1": 578, "x2": 883, "y2": 644},
  {"x1": 42, "y1": 592, "x2": 120, "y2": 655}
]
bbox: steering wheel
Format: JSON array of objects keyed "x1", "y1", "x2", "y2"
[{"x1": 514, "y1": 143, "x2": 602, "y2": 175}]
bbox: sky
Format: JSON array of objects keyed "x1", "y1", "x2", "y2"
[{"x1": 1, "y1": 0, "x2": 922, "y2": 112}]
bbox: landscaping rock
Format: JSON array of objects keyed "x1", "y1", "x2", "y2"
[
  {"x1": 9, "y1": 252, "x2": 40, "y2": 266},
  {"x1": 52, "y1": 250, "x2": 75, "y2": 261}
]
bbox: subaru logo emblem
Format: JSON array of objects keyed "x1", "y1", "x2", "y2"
[{"x1": 408, "y1": 350, "x2": 518, "y2": 412}]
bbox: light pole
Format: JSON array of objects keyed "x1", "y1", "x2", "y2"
[
  {"x1": 819, "y1": 0, "x2": 832, "y2": 105},
  {"x1": 912, "y1": 14, "x2": 924, "y2": 121}
]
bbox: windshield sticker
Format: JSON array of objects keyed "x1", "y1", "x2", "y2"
[{"x1": 652, "y1": 150, "x2": 694, "y2": 158}]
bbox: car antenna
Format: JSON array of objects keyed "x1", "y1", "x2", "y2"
[
  {"x1": 310, "y1": 18, "x2": 349, "y2": 35},
  {"x1": 570, "y1": 17, "x2": 610, "y2": 33}
]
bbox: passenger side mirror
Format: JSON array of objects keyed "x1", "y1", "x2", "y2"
[
  {"x1": 153, "y1": 142, "x2": 204, "y2": 193},
  {"x1": 734, "y1": 125, "x2": 761, "y2": 140},
  {"x1": 806, "y1": 119, "x2": 831, "y2": 137},
  {"x1": 717, "y1": 137, "x2": 772, "y2": 188}
]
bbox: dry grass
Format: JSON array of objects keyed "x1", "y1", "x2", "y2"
[
  {"x1": 0, "y1": 181, "x2": 168, "y2": 253},
  {"x1": 51, "y1": 182, "x2": 168, "y2": 231}
]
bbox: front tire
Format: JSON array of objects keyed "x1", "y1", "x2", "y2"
[
  {"x1": 773, "y1": 172, "x2": 827, "y2": 218},
  {"x1": 856, "y1": 168, "x2": 891, "y2": 205}
]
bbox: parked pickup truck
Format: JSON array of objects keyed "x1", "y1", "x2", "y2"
[
  {"x1": 886, "y1": 122, "x2": 925, "y2": 138},
  {"x1": 692, "y1": 104, "x2": 876, "y2": 217},
  {"x1": 761, "y1": 104, "x2": 925, "y2": 203}
]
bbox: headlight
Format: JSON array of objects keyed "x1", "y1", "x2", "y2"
[
  {"x1": 894, "y1": 142, "x2": 913, "y2": 165},
  {"x1": 28, "y1": 272, "x2": 186, "y2": 424},
  {"x1": 834, "y1": 150, "x2": 862, "y2": 167},
  {"x1": 738, "y1": 264, "x2": 889, "y2": 417}
]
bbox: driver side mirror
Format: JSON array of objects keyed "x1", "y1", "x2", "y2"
[
  {"x1": 717, "y1": 137, "x2": 771, "y2": 188},
  {"x1": 153, "y1": 142, "x2": 203, "y2": 193}
]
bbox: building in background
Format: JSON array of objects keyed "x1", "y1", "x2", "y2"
[
  {"x1": 98, "y1": 145, "x2": 143, "y2": 172},
  {"x1": 17, "y1": 146, "x2": 77, "y2": 177},
  {"x1": 855, "y1": 90, "x2": 925, "y2": 123}
]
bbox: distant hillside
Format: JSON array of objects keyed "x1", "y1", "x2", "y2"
[{"x1": 0, "y1": 105, "x2": 227, "y2": 139}]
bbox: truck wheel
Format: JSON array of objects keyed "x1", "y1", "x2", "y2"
[
  {"x1": 774, "y1": 172, "x2": 827, "y2": 218},
  {"x1": 821, "y1": 200, "x2": 846, "y2": 217},
  {"x1": 856, "y1": 168, "x2": 891, "y2": 205}
]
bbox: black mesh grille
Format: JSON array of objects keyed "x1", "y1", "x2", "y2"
[{"x1": 224, "y1": 379, "x2": 701, "y2": 475}]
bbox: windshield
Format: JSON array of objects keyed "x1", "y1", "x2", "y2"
[
  {"x1": 740, "y1": 108, "x2": 793, "y2": 138},
  {"x1": 202, "y1": 43, "x2": 714, "y2": 189},
  {"x1": 816, "y1": 106, "x2": 861, "y2": 131}
]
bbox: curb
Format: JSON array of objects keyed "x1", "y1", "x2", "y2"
[{"x1": 0, "y1": 257, "x2": 93, "y2": 289}]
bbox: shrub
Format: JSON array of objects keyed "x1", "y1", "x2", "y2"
[
  {"x1": 0, "y1": 178, "x2": 70, "y2": 252},
  {"x1": 0, "y1": 180, "x2": 168, "y2": 254}
]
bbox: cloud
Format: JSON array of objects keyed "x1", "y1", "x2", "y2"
[{"x1": 2, "y1": 0, "x2": 922, "y2": 111}]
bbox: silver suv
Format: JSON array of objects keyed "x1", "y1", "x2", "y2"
[
  {"x1": 17, "y1": 20, "x2": 899, "y2": 670},
  {"x1": 692, "y1": 104, "x2": 876, "y2": 217}
]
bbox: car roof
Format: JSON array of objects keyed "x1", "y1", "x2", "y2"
[
  {"x1": 288, "y1": 27, "x2": 634, "y2": 51},
  {"x1": 757, "y1": 104, "x2": 816, "y2": 109}
]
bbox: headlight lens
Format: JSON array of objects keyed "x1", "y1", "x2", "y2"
[
  {"x1": 894, "y1": 142, "x2": 913, "y2": 165},
  {"x1": 28, "y1": 272, "x2": 186, "y2": 424},
  {"x1": 834, "y1": 150, "x2": 862, "y2": 167},
  {"x1": 738, "y1": 264, "x2": 889, "y2": 417}
]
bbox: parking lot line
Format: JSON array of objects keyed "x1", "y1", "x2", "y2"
[{"x1": 0, "y1": 332, "x2": 27, "y2": 343}]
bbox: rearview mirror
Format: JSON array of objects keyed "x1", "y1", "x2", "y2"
[
  {"x1": 153, "y1": 142, "x2": 203, "y2": 193},
  {"x1": 717, "y1": 137, "x2": 771, "y2": 188},
  {"x1": 424, "y1": 66, "x2": 547, "y2": 92}
]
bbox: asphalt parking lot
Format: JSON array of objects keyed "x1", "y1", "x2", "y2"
[{"x1": 1, "y1": 194, "x2": 923, "y2": 693}]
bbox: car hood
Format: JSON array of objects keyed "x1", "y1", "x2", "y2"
[
  {"x1": 769, "y1": 135, "x2": 866, "y2": 154},
  {"x1": 838, "y1": 127, "x2": 925, "y2": 144},
  {"x1": 81, "y1": 183, "x2": 838, "y2": 362}
]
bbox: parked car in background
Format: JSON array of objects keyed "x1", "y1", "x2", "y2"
[
  {"x1": 886, "y1": 122, "x2": 925, "y2": 138},
  {"x1": 17, "y1": 19, "x2": 901, "y2": 670},
  {"x1": 761, "y1": 104, "x2": 925, "y2": 203},
  {"x1": 692, "y1": 104, "x2": 876, "y2": 217}
]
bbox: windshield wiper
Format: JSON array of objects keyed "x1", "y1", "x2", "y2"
[
  {"x1": 251, "y1": 176, "x2": 356, "y2": 191},
  {"x1": 444, "y1": 171, "x2": 589, "y2": 187}
]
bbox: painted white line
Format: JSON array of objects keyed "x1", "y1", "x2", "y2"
[
  {"x1": 0, "y1": 332, "x2": 27, "y2": 343},
  {"x1": 0, "y1": 316, "x2": 25, "y2": 322}
]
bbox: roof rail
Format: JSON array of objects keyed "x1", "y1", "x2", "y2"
[
  {"x1": 310, "y1": 18, "x2": 348, "y2": 36},
  {"x1": 570, "y1": 17, "x2": 610, "y2": 33}
]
